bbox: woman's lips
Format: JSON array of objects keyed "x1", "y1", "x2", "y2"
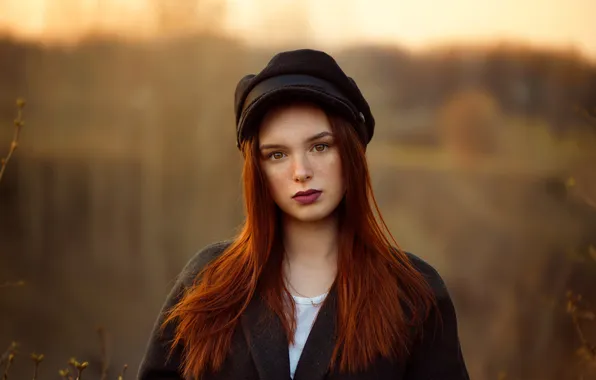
[{"x1": 293, "y1": 190, "x2": 322, "y2": 205}]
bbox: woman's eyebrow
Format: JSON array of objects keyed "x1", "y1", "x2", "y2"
[
  {"x1": 259, "y1": 142, "x2": 284, "y2": 151},
  {"x1": 305, "y1": 131, "x2": 333, "y2": 143},
  {"x1": 259, "y1": 131, "x2": 334, "y2": 151}
]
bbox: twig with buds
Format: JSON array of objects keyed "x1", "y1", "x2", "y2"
[
  {"x1": 0, "y1": 98, "x2": 26, "y2": 183},
  {"x1": 31, "y1": 353, "x2": 44, "y2": 380},
  {"x1": 566, "y1": 291, "x2": 596, "y2": 362},
  {"x1": 1, "y1": 342, "x2": 17, "y2": 380},
  {"x1": 118, "y1": 364, "x2": 128, "y2": 380},
  {"x1": 67, "y1": 358, "x2": 89, "y2": 380}
]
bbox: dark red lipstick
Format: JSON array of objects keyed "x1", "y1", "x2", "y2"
[{"x1": 292, "y1": 189, "x2": 322, "y2": 205}]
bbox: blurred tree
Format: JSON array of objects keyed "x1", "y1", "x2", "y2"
[{"x1": 436, "y1": 87, "x2": 502, "y2": 164}]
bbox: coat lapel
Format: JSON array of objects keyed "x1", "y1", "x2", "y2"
[
  {"x1": 293, "y1": 288, "x2": 338, "y2": 380},
  {"x1": 241, "y1": 292, "x2": 291, "y2": 380}
]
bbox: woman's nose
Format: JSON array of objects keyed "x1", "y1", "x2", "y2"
[{"x1": 292, "y1": 156, "x2": 313, "y2": 183}]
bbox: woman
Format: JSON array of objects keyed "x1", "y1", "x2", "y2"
[{"x1": 138, "y1": 49, "x2": 469, "y2": 380}]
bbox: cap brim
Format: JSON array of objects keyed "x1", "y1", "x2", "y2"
[{"x1": 237, "y1": 86, "x2": 359, "y2": 148}]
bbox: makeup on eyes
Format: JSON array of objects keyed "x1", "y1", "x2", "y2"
[{"x1": 260, "y1": 136, "x2": 334, "y2": 159}]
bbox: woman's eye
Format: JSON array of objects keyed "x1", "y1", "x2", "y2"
[
  {"x1": 313, "y1": 144, "x2": 328, "y2": 152},
  {"x1": 270, "y1": 152, "x2": 285, "y2": 160}
]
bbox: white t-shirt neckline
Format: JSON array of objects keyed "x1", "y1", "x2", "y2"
[
  {"x1": 288, "y1": 292, "x2": 328, "y2": 379},
  {"x1": 292, "y1": 292, "x2": 328, "y2": 305}
]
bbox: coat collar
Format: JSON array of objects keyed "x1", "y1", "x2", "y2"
[{"x1": 240, "y1": 288, "x2": 338, "y2": 380}]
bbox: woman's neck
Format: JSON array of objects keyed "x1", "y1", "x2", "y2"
[
  {"x1": 281, "y1": 214, "x2": 339, "y2": 298},
  {"x1": 281, "y1": 213, "x2": 339, "y2": 268}
]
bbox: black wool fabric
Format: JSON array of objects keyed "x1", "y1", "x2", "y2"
[{"x1": 138, "y1": 241, "x2": 471, "y2": 380}]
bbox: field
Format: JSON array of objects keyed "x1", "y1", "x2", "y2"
[{"x1": 1, "y1": 34, "x2": 595, "y2": 379}]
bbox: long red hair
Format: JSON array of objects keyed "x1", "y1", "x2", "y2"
[{"x1": 164, "y1": 111, "x2": 436, "y2": 379}]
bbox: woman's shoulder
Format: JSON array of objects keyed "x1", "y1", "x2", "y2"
[
  {"x1": 402, "y1": 250, "x2": 451, "y2": 299},
  {"x1": 176, "y1": 240, "x2": 233, "y2": 287},
  {"x1": 399, "y1": 251, "x2": 470, "y2": 379}
]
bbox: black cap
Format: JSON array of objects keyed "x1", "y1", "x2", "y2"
[{"x1": 234, "y1": 49, "x2": 375, "y2": 149}]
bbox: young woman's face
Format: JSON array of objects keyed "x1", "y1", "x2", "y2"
[{"x1": 258, "y1": 103, "x2": 345, "y2": 223}]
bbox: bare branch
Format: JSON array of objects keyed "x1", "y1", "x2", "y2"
[
  {"x1": 0, "y1": 98, "x2": 26, "y2": 183},
  {"x1": 118, "y1": 364, "x2": 128, "y2": 380},
  {"x1": 566, "y1": 291, "x2": 596, "y2": 362}
]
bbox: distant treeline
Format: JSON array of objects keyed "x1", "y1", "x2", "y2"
[
  {"x1": 0, "y1": 33, "x2": 595, "y2": 132},
  {"x1": 342, "y1": 44, "x2": 596, "y2": 128}
]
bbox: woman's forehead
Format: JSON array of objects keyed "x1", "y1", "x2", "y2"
[{"x1": 259, "y1": 104, "x2": 332, "y2": 141}]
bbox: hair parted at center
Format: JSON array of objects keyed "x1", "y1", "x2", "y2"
[{"x1": 164, "y1": 109, "x2": 437, "y2": 380}]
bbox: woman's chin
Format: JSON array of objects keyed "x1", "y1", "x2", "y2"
[{"x1": 282, "y1": 204, "x2": 337, "y2": 224}]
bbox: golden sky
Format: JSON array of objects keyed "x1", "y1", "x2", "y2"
[{"x1": 1, "y1": 0, "x2": 595, "y2": 58}]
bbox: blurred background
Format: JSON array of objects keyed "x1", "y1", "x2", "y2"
[{"x1": 0, "y1": 1, "x2": 595, "y2": 379}]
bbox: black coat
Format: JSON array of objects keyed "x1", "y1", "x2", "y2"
[{"x1": 138, "y1": 241, "x2": 469, "y2": 380}]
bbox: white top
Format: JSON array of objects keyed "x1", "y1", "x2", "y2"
[{"x1": 289, "y1": 292, "x2": 328, "y2": 379}]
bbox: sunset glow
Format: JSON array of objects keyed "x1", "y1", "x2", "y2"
[{"x1": 0, "y1": 0, "x2": 595, "y2": 58}]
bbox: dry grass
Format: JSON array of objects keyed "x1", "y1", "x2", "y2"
[
  {"x1": 1, "y1": 100, "x2": 595, "y2": 379},
  {"x1": 1, "y1": 99, "x2": 128, "y2": 380},
  {"x1": 0, "y1": 339, "x2": 128, "y2": 380}
]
